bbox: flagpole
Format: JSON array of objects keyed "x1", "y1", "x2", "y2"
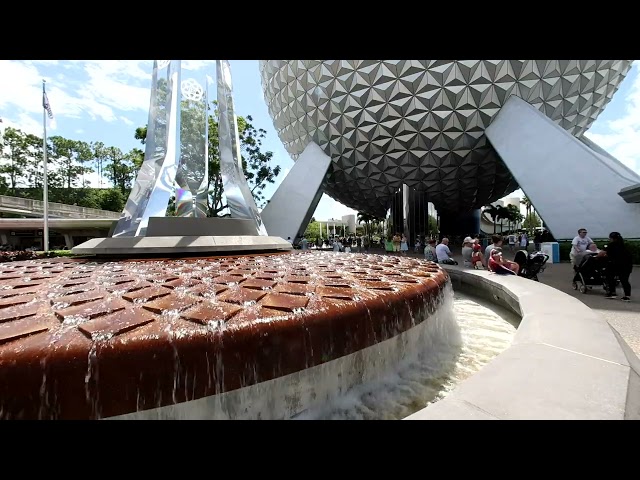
[{"x1": 42, "y1": 80, "x2": 49, "y2": 253}]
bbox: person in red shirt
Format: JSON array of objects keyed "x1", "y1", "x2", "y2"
[
  {"x1": 471, "y1": 238, "x2": 484, "y2": 269},
  {"x1": 488, "y1": 237, "x2": 520, "y2": 275}
]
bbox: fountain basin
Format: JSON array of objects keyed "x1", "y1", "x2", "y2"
[
  {"x1": 406, "y1": 266, "x2": 640, "y2": 420},
  {"x1": 0, "y1": 252, "x2": 448, "y2": 420}
]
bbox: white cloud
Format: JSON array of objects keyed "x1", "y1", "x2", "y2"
[
  {"x1": 585, "y1": 63, "x2": 640, "y2": 174},
  {"x1": 0, "y1": 113, "x2": 43, "y2": 136},
  {"x1": 75, "y1": 128, "x2": 84, "y2": 134},
  {"x1": 120, "y1": 116, "x2": 134, "y2": 126},
  {"x1": 0, "y1": 60, "x2": 153, "y2": 129},
  {"x1": 183, "y1": 60, "x2": 216, "y2": 71}
]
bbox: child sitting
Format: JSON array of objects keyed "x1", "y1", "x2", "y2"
[{"x1": 488, "y1": 246, "x2": 520, "y2": 275}]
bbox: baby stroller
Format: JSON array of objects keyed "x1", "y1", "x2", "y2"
[
  {"x1": 513, "y1": 250, "x2": 549, "y2": 281},
  {"x1": 571, "y1": 253, "x2": 612, "y2": 295}
]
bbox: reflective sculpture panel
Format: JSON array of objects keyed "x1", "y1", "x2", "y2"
[
  {"x1": 217, "y1": 60, "x2": 268, "y2": 236},
  {"x1": 114, "y1": 60, "x2": 266, "y2": 237},
  {"x1": 113, "y1": 60, "x2": 180, "y2": 237}
]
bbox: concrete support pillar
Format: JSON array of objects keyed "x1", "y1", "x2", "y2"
[{"x1": 64, "y1": 234, "x2": 74, "y2": 249}]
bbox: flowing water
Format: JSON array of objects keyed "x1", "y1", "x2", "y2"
[{"x1": 296, "y1": 288, "x2": 519, "y2": 420}]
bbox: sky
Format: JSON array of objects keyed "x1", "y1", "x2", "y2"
[{"x1": 1, "y1": 60, "x2": 640, "y2": 220}]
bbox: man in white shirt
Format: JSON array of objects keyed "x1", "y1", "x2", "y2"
[
  {"x1": 436, "y1": 237, "x2": 458, "y2": 265},
  {"x1": 570, "y1": 228, "x2": 593, "y2": 267}
]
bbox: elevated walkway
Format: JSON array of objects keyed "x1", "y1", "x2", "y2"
[{"x1": 0, "y1": 195, "x2": 121, "y2": 219}]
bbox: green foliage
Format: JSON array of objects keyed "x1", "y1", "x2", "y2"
[
  {"x1": 48, "y1": 250, "x2": 78, "y2": 257},
  {"x1": 0, "y1": 126, "x2": 139, "y2": 202},
  {"x1": 304, "y1": 220, "x2": 322, "y2": 242},
  {"x1": 522, "y1": 212, "x2": 542, "y2": 230},
  {"x1": 98, "y1": 188, "x2": 126, "y2": 212},
  {"x1": 559, "y1": 240, "x2": 640, "y2": 264},
  {"x1": 426, "y1": 214, "x2": 438, "y2": 234}
]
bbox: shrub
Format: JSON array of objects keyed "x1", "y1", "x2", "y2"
[
  {"x1": 0, "y1": 250, "x2": 38, "y2": 263},
  {"x1": 558, "y1": 240, "x2": 640, "y2": 264}
]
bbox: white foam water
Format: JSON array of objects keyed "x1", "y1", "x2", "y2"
[{"x1": 297, "y1": 290, "x2": 518, "y2": 420}]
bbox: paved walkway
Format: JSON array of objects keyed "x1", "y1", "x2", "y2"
[
  {"x1": 529, "y1": 261, "x2": 639, "y2": 356},
  {"x1": 361, "y1": 246, "x2": 640, "y2": 356}
]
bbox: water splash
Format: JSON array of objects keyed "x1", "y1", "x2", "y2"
[{"x1": 296, "y1": 289, "x2": 517, "y2": 420}]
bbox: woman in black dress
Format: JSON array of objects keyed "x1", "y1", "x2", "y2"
[{"x1": 599, "y1": 232, "x2": 633, "y2": 302}]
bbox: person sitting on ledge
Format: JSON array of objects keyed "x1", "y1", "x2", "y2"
[
  {"x1": 484, "y1": 234, "x2": 502, "y2": 268},
  {"x1": 487, "y1": 238, "x2": 520, "y2": 276},
  {"x1": 436, "y1": 237, "x2": 458, "y2": 265},
  {"x1": 472, "y1": 238, "x2": 485, "y2": 269},
  {"x1": 424, "y1": 239, "x2": 437, "y2": 262},
  {"x1": 462, "y1": 237, "x2": 479, "y2": 268}
]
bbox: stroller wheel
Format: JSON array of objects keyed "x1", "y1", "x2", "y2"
[
  {"x1": 579, "y1": 285, "x2": 588, "y2": 294},
  {"x1": 572, "y1": 281, "x2": 578, "y2": 290}
]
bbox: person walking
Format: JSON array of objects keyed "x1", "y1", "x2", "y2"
[
  {"x1": 392, "y1": 233, "x2": 401, "y2": 254},
  {"x1": 599, "y1": 232, "x2": 633, "y2": 301},
  {"x1": 400, "y1": 234, "x2": 409, "y2": 256}
]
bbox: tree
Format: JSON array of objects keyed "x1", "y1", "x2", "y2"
[
  {"x1": 505, "y1": 204, "x2": 522, "y2": 232},
  {"x1": 521, "y1": 196, "x2": 533, "y2": 219},
  {"x1": 0, "y1": 127, "x2": 30, "y2": 194},
  {"x1": 483, "y1": 204, "x2": 511, "y2": 233},
  {"x1": 523, "y1": 212, "x2": 542, "y2": 230},
  {"x1": 91, "y1": 141, "x2": 107, "y2": 187},
  {"x1": 357, "y1": 211, "x2": 377, "y2": 243},
  {"x1": 426, "y1": 214, "x2": 438, "y2": 236},
  {"x1": 101, "y1": 146, "x2": 135, "y2": 195},
  {"x1": 49, "y1": 136, "x2": 93, "y2": 189},
  {"x1": 304, "y1": 220, "x2": 322, "y2": 242},
  {"x1": 98, "y1": 188, "x2": 126, "y2": 212}
]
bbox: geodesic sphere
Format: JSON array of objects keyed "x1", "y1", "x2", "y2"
[{"x1": 259, "y1": 60, "x2": 633, "y2": 217}]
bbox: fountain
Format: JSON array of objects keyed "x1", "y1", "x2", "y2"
[
  {"x1": 0, "y1": 60, "x2": 458, "y2": 420},
  {"x1": 0, "y1": 253, "x2": 450, "y2": 419}
]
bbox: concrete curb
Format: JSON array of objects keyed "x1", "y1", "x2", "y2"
[{"x1": 405, "y1": 265, "x2": 640, "y2": 420}]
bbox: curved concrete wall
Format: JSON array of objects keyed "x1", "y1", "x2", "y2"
[{"x1": 407, "y1": 266, "x2": 640, "y2": 420}]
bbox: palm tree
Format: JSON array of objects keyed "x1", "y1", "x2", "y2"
[
  {"x1": 357, "y1": 211, "x2": 376, "y2": 243},
  {"x1": 484, "y1": 204, "x2": 510, "y2": 234},
  {"x1": 521, "y1": 196, "x2": 532, "y2": 219},
  {"x1": 505, "y1": 204, "x2": 521, "y2": 232}
]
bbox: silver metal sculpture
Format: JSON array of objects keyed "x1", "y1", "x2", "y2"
[
  {"x1": 113, "y1": 60, "x2": 181, "y2": 237},
  {"x1": 113, "y1": 60, "x2": 266, "y2": 237},
  {"x1": 175, "y1": 73, "x2": 209, "y2": 217},
  {"x1": 217, "y1": 60, "x2": 267, "y2": 236}
]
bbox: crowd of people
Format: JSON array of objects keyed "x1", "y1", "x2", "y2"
[
  {"x1": 291, "y1": 226, "x2": 633, "y2": 302},
  {"x1": 421, "y1": 228, "x2": 633, "y2": 301}
]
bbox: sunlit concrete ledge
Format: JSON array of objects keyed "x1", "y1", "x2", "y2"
[{"x1": 406, "y1": 265, "x2": 640, "y2": 420}]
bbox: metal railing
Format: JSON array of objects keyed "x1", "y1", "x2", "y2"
[{"x1": 0, "y1": 195, "x2": 121, "y2": 219}]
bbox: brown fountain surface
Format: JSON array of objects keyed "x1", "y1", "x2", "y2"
[{"x1": 0, "y1": 252, "x2": 448, "y2": 419}]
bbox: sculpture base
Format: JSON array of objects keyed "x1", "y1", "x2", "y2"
[
  {"x1": 71, "y1": 235, "x2": 292, "y2": 256},
  {"x1": 146, "y1": 217, "x2": 262, "y2": 237}
]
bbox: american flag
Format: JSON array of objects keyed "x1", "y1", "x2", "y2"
[{"x1": 43, "y1": 91, "x2": 54, "y2": 119}]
